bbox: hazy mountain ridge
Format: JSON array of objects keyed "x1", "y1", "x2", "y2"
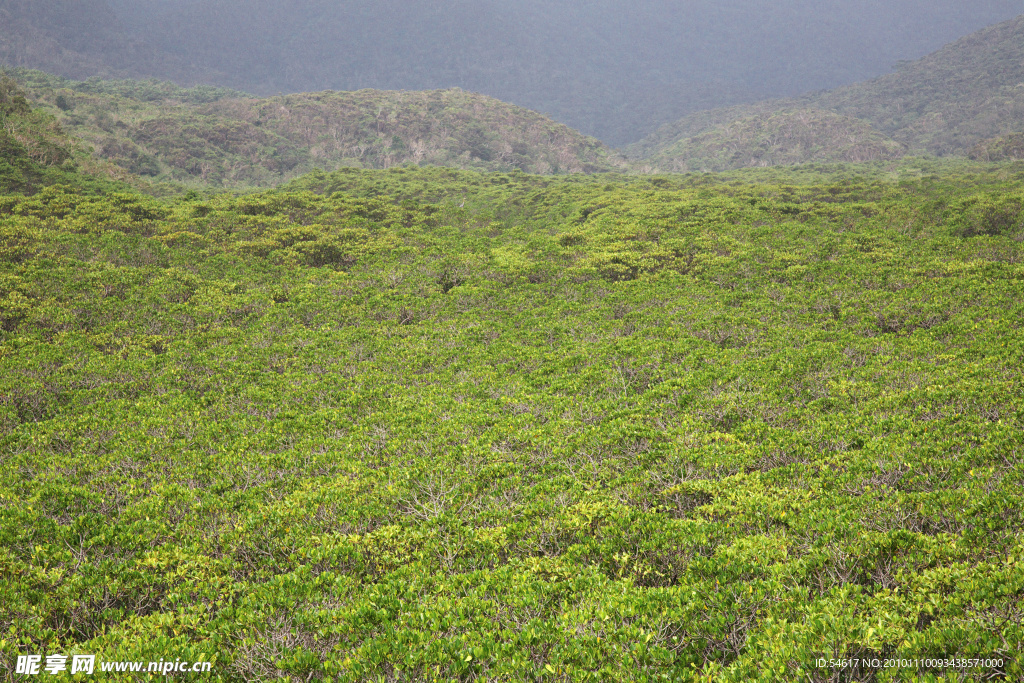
[
  {"x1": 11, "y1": 70, "x2": 626, "y2": 187},
  {"x1": 631, "y1": 13, "x2": 1024, "y2": 170},
  {"x1": 9, "y1": 9, "x2": 1024, "y2": 177},
  {"x1": 5, "y1": 0, "x2": 1024, "y2": 145},
  {"x1": 0, "y1": 0, "x2": 222, "y2": 85}
]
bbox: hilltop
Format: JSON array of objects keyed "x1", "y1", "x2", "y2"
[
  {"x1": 10, "y1": 70, "x2": 626, "y2": 187},
  {"x1": 631, "y1": 13, "x2": 1024, "y2": 170}
]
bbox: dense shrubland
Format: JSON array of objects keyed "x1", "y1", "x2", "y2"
[
  {"x1": 969, "y1": 133, "x2": 1024, "y2": 163},
  {"x1": 1, "y1": 156, "x2": 1022, "y2": 680}
]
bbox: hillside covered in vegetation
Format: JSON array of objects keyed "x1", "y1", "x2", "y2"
[
  {"x1": 2, "y1": 73, "x2": 1023, "y2": 678},
  {"x1": 0, "y1": 74, "x2": 143, "y2": 195},
  {"x1": 9, "y1": 70, "x2": 626, "y2": 187},
  {"x1": 632, "y1": 13, "x2": 1024, "y2": 171},
  {"x1": 5, "y1": 0, "x2": 1023, "y2": 145},
  {"x1": 633, "y1": 109, "x2": 906, "y2": 173},
  {"x1": 969, "y1": 132, "x2": 1024, "y2": 162}
]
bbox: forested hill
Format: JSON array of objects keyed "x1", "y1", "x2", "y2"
[
  {"x1": 630, "y1": 13, "x2": 1024, "y2": 171},
  {"x1": 629, "y1": 109, "x2": 907, "y2": 174},
  {"x1": 11, "y1": 71, "x2": 626, "y2": 187},
  {"x1": 5, "y1": 0, "x2": 1024, "y2": 145}
]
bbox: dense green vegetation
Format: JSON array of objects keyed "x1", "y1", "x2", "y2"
[
  {"x1": 2, "y1": 117, "x2": 1023, "y2": 682},
  {"x1": 631, "y1": 14, "x2": 1024, "y2": 171},
  {"x1": 9, "y1": 70, "x2": 625, "y2": 188},
  {"x1": 0, "y1": 74, "x2": 136, "y2": 196},
  {"x1": 970, "y1": 132, "x2": 1024, "y2": 163}
]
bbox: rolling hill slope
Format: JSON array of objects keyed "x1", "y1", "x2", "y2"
[
  {"x1": 2, "y1": 129, "x2": 1023, "y2": 679},
  {"x1": 631, "y1": 109, "x2": 906, "y2": 173},
  {"x1": 631, "y1": 13, "x2": 1024, "y2": 170},
  {"x1": 0, "y1": 74, "x2": 140, "y2": 194},
  {"x1": 2, "y1": 62, "x2": 1024, "y2": 680},
  {"x1": 11, "y1": 71, "x2": 627, "y2": 186}
]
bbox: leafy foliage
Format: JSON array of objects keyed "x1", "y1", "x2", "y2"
[
  {"x1": 0, "y1": 74, "x2": 131, "y2": 195},
  {"x1": 969, "y1": 132, "x2": 1024, "y2": 162},
  {"x1": 1, "y1": 154, "x2": 1023, "y2": 680}
]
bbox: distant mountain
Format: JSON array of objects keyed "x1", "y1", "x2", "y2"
[
  {"x1": 630, "y1": 13, "x2": 1024, "y2": 170},
  {"x1": 0, "y1": 0, "x2": 124, "y2": 76},
  {"x1": 12, "y1": 71, "x2": 627, "y2": 186},
  {"x1": 5, "y1": 0, "x2": 1024, "y2": 145},
  {"x1": 0, "y1": 0, "x2": 219, "y2": 83}
]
